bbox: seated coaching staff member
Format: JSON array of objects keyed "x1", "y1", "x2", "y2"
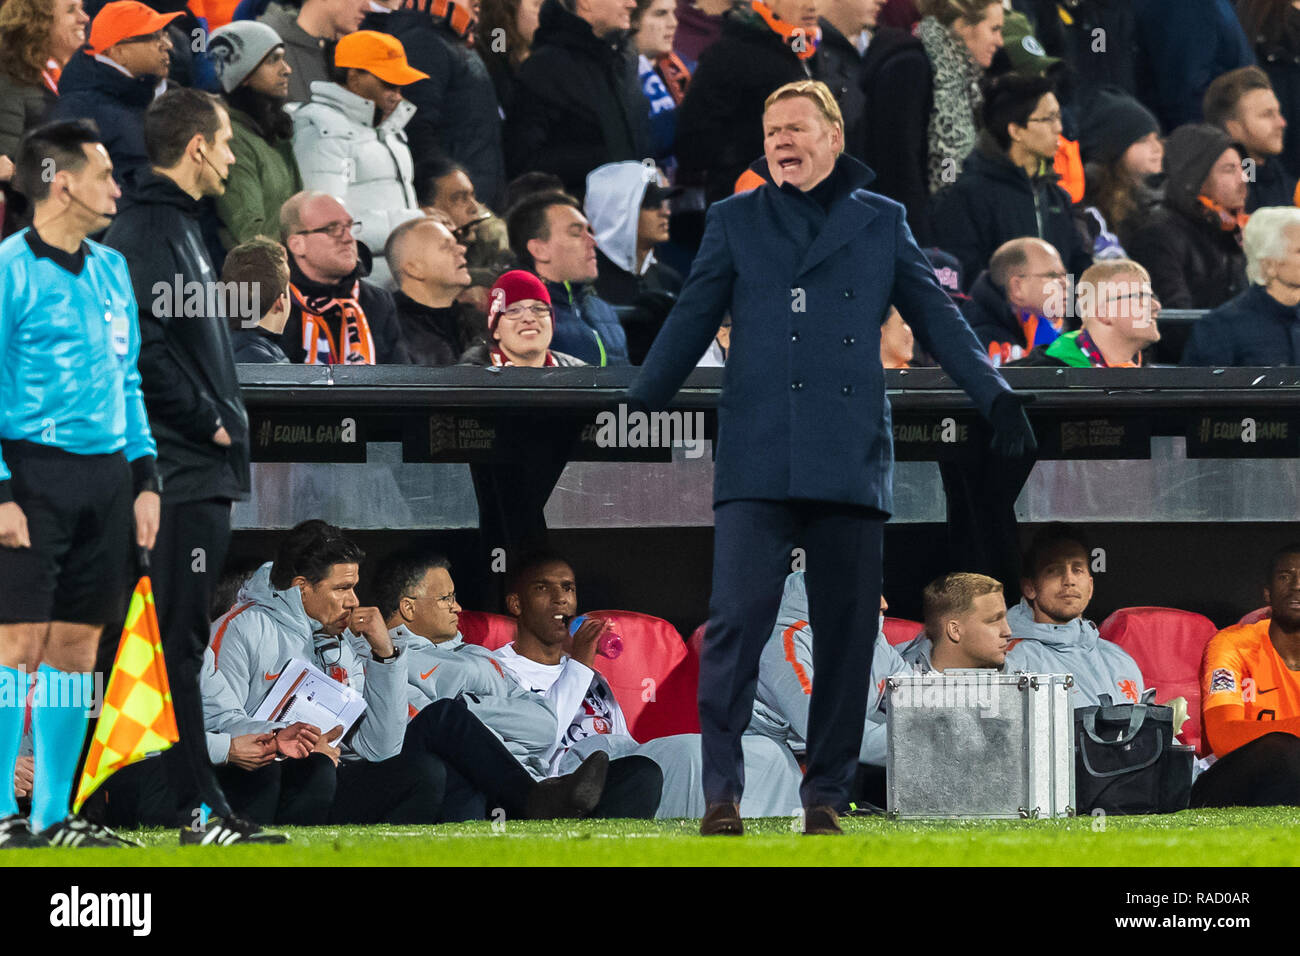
[{"x1": 628, "y1": 79, "x2": 1035, "y2": 837}]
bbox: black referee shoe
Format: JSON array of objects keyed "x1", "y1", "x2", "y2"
[
  {"x1": 0, "y1": 814, "x2": 49, "y2": 849},
  {"x1": 180, "y1": 815, "x2": 289, "y2": 846},
  {"x1": 42, "y1": 815, "x2": 142, "y2": 847}
]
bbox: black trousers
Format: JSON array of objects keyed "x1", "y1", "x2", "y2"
[
  {"x1": 591, "y1": 755, "x2": 662, "y2": 819},
  {"x1": 217, "y1": 753, "x2": 338, "y2": 825},
  {"x1": 331, "y1": 748, "x2": 449, "y2": 824},
  {"x1": 703, "y1": 499, "x2": 884, "y2": 811},
  {"x1": 152, "y1": 497, "x2": 235, "y2": 825},
  {"x1": 403, "y1": 698, "x2": 539, "y2": 818},
  {"x1": 469, "y1": 417, "x2": 579, "y2": 606},
  {"x1": 1190, "y1": 732, "x2": 1300, "y2": 808},
  {"x1": 83, "y1": 755, "x2": 176, "y2": 829},
  {"x1": 938, "y1": 452, "x2": 1036, "y2": 597}
]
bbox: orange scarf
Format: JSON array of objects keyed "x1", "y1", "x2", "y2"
[
  {"x1": 751, "y1": 0, "x2": 819, "y2": 60},
  {"x1": 656, "y1": 52, "x2": 690, "y2": 105},
  {"x1": 404, "y1": 0, "x2": 475, "y2": 43},
  {"x1": 291, "y1": 282, "x2": 377, "y2": 365},
  {"x1": 1198, "y1": 195, "x2": 1250, "y2": 235}
]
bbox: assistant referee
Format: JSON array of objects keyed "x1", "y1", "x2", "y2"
[{"x1": 0, "y1": 120, "x2": 160, "y2": 849}]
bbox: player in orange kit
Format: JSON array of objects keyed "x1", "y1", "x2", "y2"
[{"x1": 1194, "y1": 544, "x2": 1300, "y2": 807}]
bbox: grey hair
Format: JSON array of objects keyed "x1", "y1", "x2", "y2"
[{"x1": 1244, "y1": 207, "x2": 1300, "y2": 285}]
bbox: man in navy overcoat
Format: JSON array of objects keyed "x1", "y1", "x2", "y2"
[{"x1": 629, "y1": 80, "x2": 1036, "y2": 835}]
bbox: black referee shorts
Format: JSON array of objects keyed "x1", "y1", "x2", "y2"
[{"x1": 0, "y1": 440, "x2": 134, "y2": 625}]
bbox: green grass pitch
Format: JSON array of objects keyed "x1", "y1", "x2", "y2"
[{"x1": 7, "y1": 808, "x2": 1300, "y2": 866}]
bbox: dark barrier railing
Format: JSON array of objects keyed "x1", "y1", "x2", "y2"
[{"x1": 239, "y1": 364, "x2": 1300, "y2": 464}]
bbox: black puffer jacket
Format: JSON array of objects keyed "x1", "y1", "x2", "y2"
[
  {"x1": 365, "y1": 4, "x2": 506, "y2": 210},
  {"x1": 102, "y1": 171, "x2": 251, "y2": 504},
  {"x1": 1125, "y1": 124, "x2": 1249, "y2": 310},
  {"x1": 931, "y1": 133, "x2": 1092, "y2": 291},
  {"x1": 675, "y1": 6, "x2": 812, "y2": 203},
  {"x1": 504, "y1": 0, "x2": 652, "y2": 197},
  {"x1": 813, "y1": 18, "x2": 867, "y2": 161}
]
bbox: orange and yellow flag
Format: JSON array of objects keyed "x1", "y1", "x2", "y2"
[{"x1": 73, "y1": 577, "x2": 179, "y2": 811}]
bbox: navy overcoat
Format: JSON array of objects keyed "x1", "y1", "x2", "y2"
[{"x1": 630, "y1": 155, "x2": 1012, "y2": 514}]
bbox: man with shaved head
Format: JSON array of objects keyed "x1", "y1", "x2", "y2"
[
  {"x1": 279, "y1": 190, "x2": 408, "y2": 364},
  {"x1": 961, "y1": 237, "x2": 1071, "y2": 367},
  {"x1": 385, "y1": 213, "x2": 484, "y2": 366}
]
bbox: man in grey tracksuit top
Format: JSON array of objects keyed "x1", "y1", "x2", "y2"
[
  {"x1": 385, "y1": 623, "x2": 557, "y2": 779},
  {"x1": 207, "y1": 561, "x2": 447, "y2": 823},
  {"x1": 1002, "y1": 599, "x2": 1146, "y2": 707},
  {"x1": 1000, "y1": 525, "x2": 1146, "y2": 706},
  {"x1": 899, "y1": 602, "x2": 1146, "y2": 708},
  {"x1": 747, "y1": 571, "x2": 915, "y2": 768}
]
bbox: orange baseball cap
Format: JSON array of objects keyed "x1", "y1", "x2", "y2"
[
  {"x1": 334, "y1": 30, "x2": 429, "y2": 86},
  {"x1": 88, "y1": 0, "x2": 183, "y2": 55}
]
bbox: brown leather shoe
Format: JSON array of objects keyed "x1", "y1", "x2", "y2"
[
  {"x1": 803, "y1": 805, "x2": 843, "y2": 835},
  {"x1": 700, "y1": 801, "x2": 743, "y2": 836}
]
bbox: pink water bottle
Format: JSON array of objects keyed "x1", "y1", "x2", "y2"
[{"x1": 569, "y1": 614, "x2": 624, "y2": 659}]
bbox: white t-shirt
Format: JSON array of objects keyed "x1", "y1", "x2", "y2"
[{"x1": 496, "y1": 645, "x2": 621, "y2": 759}]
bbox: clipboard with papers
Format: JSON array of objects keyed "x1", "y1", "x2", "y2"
[{"x1": 253, "y1": 657, "x2": 367, "y2": 736}]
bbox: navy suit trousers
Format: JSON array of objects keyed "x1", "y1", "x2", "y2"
[{"x1": 702, "y1": 499, "x2": 884, "y2": 811}]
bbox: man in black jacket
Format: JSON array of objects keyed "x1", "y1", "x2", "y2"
[
  {"x1": 224, "y1": 237, "x2": 292, "y2": 364},
  {"x1": 50, "y1": 1, "x2": 184, "y2": 189},
  {"x1": 962, "y1": 237, "x2": 1070, "y2": 366},
  {"x1": 1203, "y1": 67, "x2": 1297, "y2": 213},
  {"x1": 102, "y1": 89, "x2": 282, "y2": 845},
  {"x1": 931, "y1": 72, "x2": 1092, "y2": 291},
  {"x1": 813, "y1": 0, "x2": 883, "y2": 161},
  {"x1": 279, "y1": 191, "x2": 409, "y2": 364},
  {"x1": 506, "y1": 0, "x2": 653, "y2": 197},
  {"x1": 676, "y1": 0, "x2": 818, "y2": 204},
  {"x1": 1126, "y1": 123, "x2": 1250, "y2": 310},
  {"x1": 385, "y1": 214, "x2": 483, "y2": 365},
  {"x1": 363, "y1": 0, "x2": 506, "y2": 209}
]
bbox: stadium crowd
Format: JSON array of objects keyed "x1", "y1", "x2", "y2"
[{"x1": 4, "y1": 0, "x2": 1300, "y2": 844}]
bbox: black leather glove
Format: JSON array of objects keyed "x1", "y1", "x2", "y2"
[{"x1": 987, "y1": 391, "x2": 1038, "y2": 459}]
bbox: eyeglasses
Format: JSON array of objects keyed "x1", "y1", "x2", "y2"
[
  {"x1": 118, "y1": 30, "x2": 170, "y2": 46},
  {"x1": 500, "y1": 304, "x2": 553, "y2": 321},
  {"x1": 1114, "y1": 290, "x2": 1161, "y2": 304},
  {"x1": 315, "y1": 637, "x2": 343, "y2": 667},
  {"x1": 1025, "y1": 112, "x2": 1063, "y2": 126},
  {"x1": 295, "y1": 219, "x2": 362, "y2": 240},
  {"x1": 407, "y1": 590, "x2": 458, "y2": 608}
]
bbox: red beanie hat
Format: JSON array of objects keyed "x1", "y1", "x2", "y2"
[{"x1": 488, "y1": 270, "x2": 552, "y2": 333}]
